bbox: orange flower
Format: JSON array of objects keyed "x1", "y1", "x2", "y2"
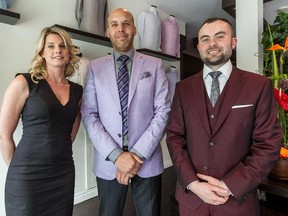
[
  {"x1": 267, "y1": 36, "x2": 288, "y2": 52},
  {"x1": 267, "y1": 36, "x2": 288, "y2": 67},
  {"x1": 280, "y1": 147, "x2": 288, "y2": 159}
]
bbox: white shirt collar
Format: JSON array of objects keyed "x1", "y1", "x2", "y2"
[{"x1": 203, "y1": 60, "x2": 233, "y2": 80}]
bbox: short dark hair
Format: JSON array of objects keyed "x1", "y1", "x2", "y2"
[{"x1": 199, "y1": 18, "x2": 234, "y2": 36}]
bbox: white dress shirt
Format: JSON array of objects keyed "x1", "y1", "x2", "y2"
[
  {"x1": 68, "y1": 57, "x2": 90, "y2": 87},
  {"x1": 137, "y1": 6, "x2": 161, "y2": 51},
  {"x1": 166, "y1": 66, "x2": 180, "y2": 101},
  {"x1": 0, "y1": 0, "x2": 12, "y2": 9}
]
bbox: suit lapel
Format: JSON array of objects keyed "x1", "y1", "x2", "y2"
[
  {"x1": 104, "y1": 55, "x2": 121, "y2": 110},
  {"x1": 191, "y1": 72, "x2": 211, "y2": 136},
  {"x1": 128, "y1": 52, "x2": 144, "y2": 107},
  {"x1": 213, "y1": 68, "x2": 246, "y2": 135}
]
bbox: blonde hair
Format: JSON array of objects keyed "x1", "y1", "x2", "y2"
[{"x1": 29, "y1": 26, "x2": 79, "y2": 83}]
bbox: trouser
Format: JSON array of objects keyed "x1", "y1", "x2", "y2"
[{"x1": 96, "y1": 174, "x2": 162, "y2": 216}]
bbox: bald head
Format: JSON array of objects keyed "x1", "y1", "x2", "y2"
[{"x1": 108, "y1": 8, "x2": 135, "y2": 27}]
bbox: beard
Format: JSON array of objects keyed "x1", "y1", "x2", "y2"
[
  {"x1": 111, "y1": 38, "x2": 134, "y2": 53},
  {"x1": 200, "y1": 48, "x2": 232, "y2": 68}
]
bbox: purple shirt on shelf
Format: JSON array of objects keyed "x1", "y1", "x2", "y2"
[{"x1": 161, "y1": 15, "x2": 180, "y2": 57}]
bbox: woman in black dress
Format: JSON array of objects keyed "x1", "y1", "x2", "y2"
[{"x1": 0, "y1": 26, "x2": 83, "y2": 216}]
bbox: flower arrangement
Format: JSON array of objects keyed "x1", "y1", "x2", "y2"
[{"x1": 264, "y1": 19, "x2": 288, "y2": 159}]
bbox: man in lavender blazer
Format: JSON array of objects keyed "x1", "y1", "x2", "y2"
[{"x1": 81, "y1": 8, "x2": 170, "y2": 216}]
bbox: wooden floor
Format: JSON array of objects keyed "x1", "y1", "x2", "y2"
[{"x1": 73, "y1": 167, "x2": 288, "y2": 216}]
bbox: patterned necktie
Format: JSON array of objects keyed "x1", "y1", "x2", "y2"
[
  {"x1": 209, "y1": 71, "x2": 222, "y2": 107},
  {"x1": 117, "y1": 55, "x2": 129, "y2": 137}
]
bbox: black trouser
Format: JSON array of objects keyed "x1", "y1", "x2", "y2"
[{"x1": 96, "y1": 174, "x2": 162, "y2": 216}]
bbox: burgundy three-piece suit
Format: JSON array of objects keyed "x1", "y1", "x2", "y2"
[{"x1": 166, "y1": 67, "x2": 282, "y2": 216}]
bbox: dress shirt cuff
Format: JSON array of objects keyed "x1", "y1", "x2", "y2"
[
  {"x1": 130, "y1": 148, "x2": 145, "y2": 160},
  {"x1": 107, "y1": 147, "x2": 123, "y2": 163},
  {"x1": 186, "y1": 180, "x2": 199, "y2": 192}
]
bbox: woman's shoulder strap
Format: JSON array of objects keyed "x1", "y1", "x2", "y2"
[{"x1": 15, "y1": 73, "x2": 35, "y2": 89}]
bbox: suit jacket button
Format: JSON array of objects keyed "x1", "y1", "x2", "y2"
[
  {"x1": 203, "y1": 165, "x2": 209, "y2": 171},
  {"x1": 118, "y1": 134, "x2": 121, "y2": 137},
  {"x1": 210, "y1": 114, "x2": 215, "y2": 119},
  {"x1": 209, "y1": 141, "x2": 215, "y2": 147}
]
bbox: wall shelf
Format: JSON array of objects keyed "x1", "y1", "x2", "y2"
[
  {"x1": 0, "y1": 9, "x2": 20, "y2": 25},
  {"x1": 54, "y1": 24, "x2": 180, "y2": 62},
  {"x1": 259, "y1": 178, "x2": 288, "y2": 199},
  {"x1": 137, "y1": 49, "x2": 180, "y2": 62},
  {"x1": 54, "y1": 24, "x2": 112, "y2": 47}
]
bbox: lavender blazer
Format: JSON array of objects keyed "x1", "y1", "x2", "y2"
[{"x1": 81, "y1": 51, "x2": 170, "y2": 180}]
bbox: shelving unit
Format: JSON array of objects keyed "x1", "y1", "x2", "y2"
[
  {"x1": 0, "y1": 8, "x2": 20, "y2": 25},
  {"x1": 54, "y1": 24, "x2": 180, "y2": 62},
  {"x1": 259, "y1": 178, "x2": 288, "y2": 199},
  {"x1": 54, "y1": 24, "x2": 112, "y2": 47},
  {"x1": 137, "y1": 48, "x2": 180, "y2": 62}
]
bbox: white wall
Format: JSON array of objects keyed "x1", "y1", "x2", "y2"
[
  {"x1": 236, "y1": 0, "x2": 263, "y2": 74},
  {"x1": 0, "y1": 0, "x2": 185, "y2": 215}
]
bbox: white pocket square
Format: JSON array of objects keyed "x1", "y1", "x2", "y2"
[{"x1": 232, "y1": 104, "x2": 253, "y2": 109}]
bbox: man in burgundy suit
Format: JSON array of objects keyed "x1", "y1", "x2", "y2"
[{"x1": 166, "y1": 18, "x2": 282, "y2": 216}]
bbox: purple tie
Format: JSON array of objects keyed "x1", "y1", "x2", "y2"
[{"x1": 117, "y1": 55, "x2": 129, "y2": 137}]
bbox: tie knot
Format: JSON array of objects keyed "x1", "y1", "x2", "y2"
[
  {"x1": 117, "y1": 55, "x2": 129, "y2": 64},
  {"x1": 209, "y1": 71, "x2": 222, "y2": 79}
]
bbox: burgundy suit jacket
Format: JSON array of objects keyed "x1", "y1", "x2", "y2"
[{"x1": 166, "y1": 67, "x2": 282, "y2": 214}]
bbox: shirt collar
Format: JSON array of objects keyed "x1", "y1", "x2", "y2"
[
  {"x1": 113, "y1": 49, "x2": 135, "y2": 62},
  {"x1": 203, "y1": 60, "x2": 232, "y2": 80}
]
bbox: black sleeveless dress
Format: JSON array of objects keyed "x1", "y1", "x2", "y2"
[{"x1": 5, "y1": 73, "x2": 83, "y2": 216}]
